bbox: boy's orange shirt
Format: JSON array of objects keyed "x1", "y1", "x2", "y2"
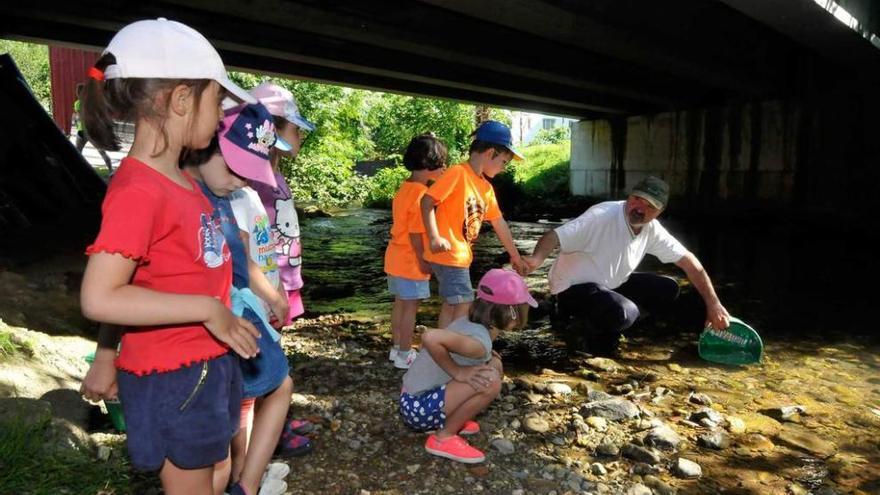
[
  {"x1": 423, "y1": 162, "x2": 502, "y2": 268},
  {"x1": 384, "y1": 181, "x2": 430, "y2": 280}
]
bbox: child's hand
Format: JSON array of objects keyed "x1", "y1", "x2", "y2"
[
  {"x1": 204, "y1": 300, "x2": 261, "y2": 358},
  {"x1": 429, "y1": 236, "x2": 451, "y2": 253},
  {"x1": 454, "y1": 365, "x2": 498, "y2": 391},
  {"x1": 269, "y1": 288, "x2": 290, "y2": 329},
  {"x1": 510, "y1": 254, "x2": 529, "y2": 276},
  {"x1": 521, "y1": 255, "x2": 543, "y2": 274},
  {"x1": 80, "y1": 351, "x2": 118, "y2": 402}
]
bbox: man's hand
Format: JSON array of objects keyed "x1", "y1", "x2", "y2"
[
  {"x1": 429, "y1": 236, "x2": 451, "y2": 253},
  {"x1": 705, "y1": 302, "x2": 731, "y2": 330},
  {"x1": 453, "y1": 365, "x2": 498, "y2": 391},
  {"x1": 80, "y1": 352, "x2": 118, "y2": 402}
]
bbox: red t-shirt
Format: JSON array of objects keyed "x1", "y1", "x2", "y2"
[{"x1": 86, "y1": 158, "x2": 232, "y2": 375}]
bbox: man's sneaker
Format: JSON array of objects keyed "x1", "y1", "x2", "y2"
[
  {"x1": 459, "y1": 420, "x2": 480, "y2": 436},
  {"x1": 393, "y1": 349, "x2": 418, "y2": 369},
  {"x1": 259, "y1": 478, "x2": 287, "y2": 495},
  {"x1": 424, "y1": 434, "x2": 485, "y2": 463},
  {"x1": 261, "y1": 462, "x2": 290, "y2": 484},
  {"x1": 388, "y1": 347, "x2": 396, "y2": 362}
]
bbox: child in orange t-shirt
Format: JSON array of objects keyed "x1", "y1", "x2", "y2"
[
  {"x1": 384, "y1": 134, "x2": 447, "y2": 369},
  {"x1": 420, "y1": 121, "x2": 528, "y2": 328}
]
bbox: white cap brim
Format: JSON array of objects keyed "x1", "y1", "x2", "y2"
[{"x1": 218, "y1": 76, "x2": 256, "y2": 105}]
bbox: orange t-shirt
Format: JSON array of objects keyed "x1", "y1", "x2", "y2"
[
  {"x1": 384, "y1": 181, "x2": 430, "y2": 280},
  {"x1": 423, "y1": 163, "x2": 502, "y2": 268}
]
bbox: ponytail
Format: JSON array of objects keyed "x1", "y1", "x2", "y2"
[{"x1": 81, "y1": 54, "x2": 121, "y2": 151}]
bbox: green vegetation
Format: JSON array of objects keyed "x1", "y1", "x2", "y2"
[
  {"x1": 0, "y1": 326, "x2": 34, "y2": 360},
  {"x1": 363, "y1": 166, "x2": 410, "y2": 209},
  {"x1": 0, "y1": 417, "x2": 133, "y2": 494},
  {"x1": 530, "y1": 126, "x2": 571, "y2": 145},
  {"x1": 0, "y1": 39, "x2": 51, "y2": 114},
  {"x1": 511, "y1": 142, "x2": 571, "y2": 197}
]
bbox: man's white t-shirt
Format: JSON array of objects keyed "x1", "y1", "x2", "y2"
[
  {"x1": 548, "y1": 201, "x2": 687, "y2": 294},
  {"x1": 229, "y1": 186, "x2": 281, "y2": 291}
]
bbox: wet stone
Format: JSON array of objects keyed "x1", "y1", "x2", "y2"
[
  {"x1": 726, "y1": 415, "x2": 746, "y2": 434},
  {"x1": 591, "y1": 462, "x2": 607, "y2": 476},
  {"x1": 587, "y1": 416, "x2": 608, "y2": 431},
  {"x1": 491, "y1": 437, "x2": 515, "y2": 455},
  {"x1": 674, "y1": 457, "x2": 702, "y2": 479},
  {"x1": 644, "y1": 475, "x2": 677, "y2": 495},
  {"x1": 644, "y1": 424, "x2": 682, "y2": 451},
  {"x1": 596, "y1": 442, "x2": 620, "y2": 456},
  {"x1": 776, "y1": 424, "x2": 838, "y2": 458},
  {"x1": 688, "y1": 392, "x2": 713, "y2": 406},
  {"x1": 698, "y1": 430, "x2": 730, "y2": 450},
  {"x1": 546, "y1": 382, "x2": 573, "y2": 395},
  {"x1": 689, "y1": 407, "x2": 724, "y2": 424},
  {"x1": 626, "y1": 482, "x2": 653, "y2": 495},
  {"x1": 523, "y1": 414, "x2": 551, "y2": 434},
  {"x1": 580, "y1": 398, "x2": 640, "y2": 421},
  {"x1": 622, "y1": 443, "x2": 662, "y2": 464},
  {"x1": 583, "y1": 357, "x2": 620, "y2": 372}
]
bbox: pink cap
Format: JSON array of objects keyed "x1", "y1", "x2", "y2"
[
  {"x1": 218, "y1": 103, "x2": 278, "y2": 188},
  {"x1": 476, "y1": 269, "x2": 538, "y2": 308},
  {"x1": 249, "y1": 82, "x2": 316, "y2": 131}
]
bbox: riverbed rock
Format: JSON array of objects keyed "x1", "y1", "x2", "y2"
[
  {"x1": 689, "y1": 407, "x2": 723, "y2": 424},
  {"x1": 580, "y1": 398, "x2": 640, "y2": 421},
  {"x1": 491, "y1": 438, "x2": 515, "y2": 455},
  {"x1": 644, "y1": 424, "x2": 682, "y2": 451},
  {"x1": 644, "y1": 475, "x2": 677, "y2": 495},
  {"x1": 625, "y1": 483, "x2": 653, "y2": 495},
  {"x1": 776, "y1": 424, "x2": 838, "y2": 458},
  {"x1": 688, "y1": 392, "x2": 713, "y2": 406},
  {"x1": 596, "y1": 442, "x2": 620, "y2": 456},
  {"x1": 622, "y1": 443, "x2": 662, "y2": 464},
  {"x1": 674, "y1": 457, "x2": 703, "y2": 479},
  {"x1": 586, "y1": 416, "x2": 608, "y2": 431},
  {"x1": 583, "y1": 357, "x2": 620, "y2": 372},
  {"x1": 739, "y1": 411, "x2": 782, "y2": 436},
  {"x1": 725, "y1": 415, "x2": 747, "y2": 434},
  {"x1": 546, "y1": 382, "x2": 573, "y2": 395},
  {"x1": 523, "y1": 414, "x2": 552, "y2": 434},
  {"x1": 698, "y1": 430, "x2": 731, "y2": 450}
]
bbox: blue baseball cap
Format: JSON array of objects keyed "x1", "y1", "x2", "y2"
[{"x1": 474, "y1": 120, "x2": 523, "y2": 160}]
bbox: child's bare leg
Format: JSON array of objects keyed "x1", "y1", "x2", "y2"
[
  {"x1": 437, "y1": 378, "x2": 501, "y2": 439},
  {"x1": 230, "y1": 398, "x2": 255, "y2": 483},
  {"x1": 238, "y1": 376, "x2": 293, "y2": 493},
  {"x1": 398, "y1": 299, "x2": 421, "y2": 351},
  {"x1": 438, "y1": 302, "x2": 470, "y2": 328},
  {"x1": 159, "y1": 459, "x2": 213, "y2": 495},
  {"x1": 391, "y1": 298, "x2": 404, "y2": 348},
  {"x1": 212, "y1": 453, "x2": 231, "y2": 495}
]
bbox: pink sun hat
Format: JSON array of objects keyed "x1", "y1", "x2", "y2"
[
  {"x1": 476, "y1": 268, "x2": 538, "y2": 307},
  {"x1": 250, "y1": 81, "x2": 316, "y2": 132},
  {"x1": 218, "y1": 102, "x2": 287, "y2": 188}
]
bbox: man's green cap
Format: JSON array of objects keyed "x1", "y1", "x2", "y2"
[{"x1": 631, "y1": 176, "x2": 669, "y2": 209}]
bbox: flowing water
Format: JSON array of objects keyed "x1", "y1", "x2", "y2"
[{"x1": 299, "y1": 208, "x2": 880, "y2": 494}]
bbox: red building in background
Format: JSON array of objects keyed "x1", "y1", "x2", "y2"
[{"x1": 48, "y1": 46, "x2": 100, "y2": 134}]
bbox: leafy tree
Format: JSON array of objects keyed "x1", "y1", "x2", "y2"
[
  {"x1": 530, "y1": 126, "x2": 571, "y2": 145},
  {"x1": 0, "y1": 39, "x2": 51, "y2": 114}
]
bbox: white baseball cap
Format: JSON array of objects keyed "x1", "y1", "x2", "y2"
[{"x1": 102, "y1": 18, "x2": 255, "y2": 105}]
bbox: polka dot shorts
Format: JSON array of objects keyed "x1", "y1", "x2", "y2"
[{"x1": 399, "y1": 385, "x2": 446, "y2": 432}]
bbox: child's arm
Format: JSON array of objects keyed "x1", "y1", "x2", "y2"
[
  {"x1": 80, "y1": 323, "x2": 121, "y2": 402},
  {"x1": 421, "y1": 328, "x2": 497, "y2": 391},
  {"x1": 409, "y1": 233, "x2": 431, "y2": 275},
  {"x1": 240, "y1": 229, "x2": 289, "y2": 326},
  {"x1": 420, "y1": 195, "x2": 450, "y2": 253},
  {"x1": 489, "y1": 217, "x2": 527, "y2": 274},
  {"x1": 81, "y1": 252, "x2": 260, "y2": 358}
]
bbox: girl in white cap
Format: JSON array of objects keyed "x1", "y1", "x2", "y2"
[{"x1": 78, "y1": 18, "x2": 259, "y2": 494}]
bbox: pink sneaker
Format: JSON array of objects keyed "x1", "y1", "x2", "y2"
[
  {"x1": 459, "y1": 420, "x2": 480, "y2": 436},
  {"x1": 424, "y1": 434, "x2": 485, "y2": 463}
]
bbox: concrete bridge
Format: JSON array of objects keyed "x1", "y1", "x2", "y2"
[{"x1": 2, "y1": 1, "x2": 879, "y2": 219}]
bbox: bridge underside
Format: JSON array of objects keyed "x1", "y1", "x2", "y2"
[{"x1": 2, "y1": 1, "x2": 879, "y2": 118}]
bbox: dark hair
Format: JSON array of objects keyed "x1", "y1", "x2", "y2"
[
  {"x1": 403, "y1": 133, "x2": 447, "y2": 171},
  {"x1": 468, "y1": 298, "x2": 529, "y2": 331},
  {"x1": 81, "y1": 53, "x2": 213, "y2": 154},
  {"x1": 179, "y1": 134, "x2": 220, "y2": 168},
  {"x1": 468, "y1": 139, "x2": 511, "y2": 157}
]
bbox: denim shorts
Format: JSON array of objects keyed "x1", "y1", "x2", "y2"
[
  {"x1": 430, "y1": 264, "x2": 474, "y2": 304},
  {"x1": 239, "y1": 307, "x2": 290, "y2": 399},
  {"x1": 117, "y1": 352, "x2": 242, "y2": 471},
  {"x1": 387, "y1": 275, "x2": 430, "y2": 300},
  {"x1": 399, "y1": 385, "x2": 446, "y2": 432}
]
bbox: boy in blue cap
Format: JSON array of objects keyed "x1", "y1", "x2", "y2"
[{"x1": 421, "y1": 120, "x2": 528, "y2": 328}]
